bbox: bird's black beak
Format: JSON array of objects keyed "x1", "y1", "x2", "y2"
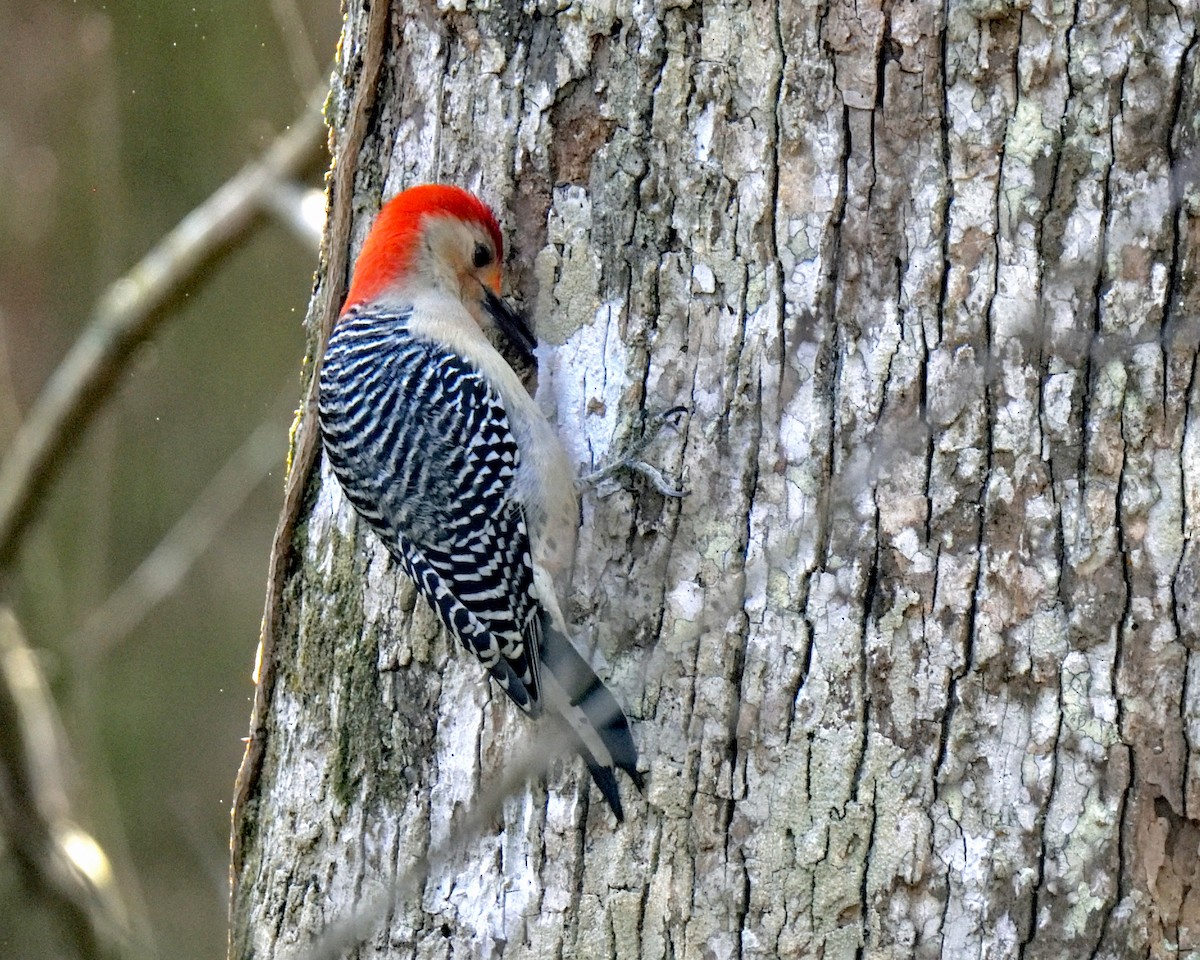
[{"x1": 483, "y1": 287, "x2": 537, "y2": 371}]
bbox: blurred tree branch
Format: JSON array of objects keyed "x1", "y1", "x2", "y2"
[
  {"x1": 0, "y1": 91, "x2": 328, "y2": 957},
  {"x1": 0, "y1": 89, "x2": 329, "y2": 573},
  {"x1": 268, "y1": 0, "x2": 323, "y2": 91},
  {"x1": 0, "y1": 610, "x2": 141, "y2": 960}
]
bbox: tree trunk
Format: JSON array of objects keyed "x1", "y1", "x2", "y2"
[{"x1": 229, "y1": 2, "x2": 1200, "y2": 958}]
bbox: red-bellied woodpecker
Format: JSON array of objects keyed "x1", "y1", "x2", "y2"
[{"x1": 318, "y1": 184, "x2": 643, "y2": 819}]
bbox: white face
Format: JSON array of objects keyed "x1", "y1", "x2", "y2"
[{"x1": 416, "y1": 214, "x2": 502, "y2": 305}]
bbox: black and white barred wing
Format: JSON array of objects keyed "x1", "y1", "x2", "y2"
[{"x1": 318, "y1": 309, "x2": 543, "y2": 713}]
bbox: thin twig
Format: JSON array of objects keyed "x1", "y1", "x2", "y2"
[
  {"x1": 70, "y1": 403, "x2": 291, "y2": 660},
  {"x1": 0, "y1": 88, "x2": 328, "y2": 572}
]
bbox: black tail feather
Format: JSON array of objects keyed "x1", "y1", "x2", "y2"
[{"x1": 540, "y1": 621, "x2": 642, "y2": 820}]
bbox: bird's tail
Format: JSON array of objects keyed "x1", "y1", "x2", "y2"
[{"x1": 538, "y1": 620, "x2": 644, "y2": 821}]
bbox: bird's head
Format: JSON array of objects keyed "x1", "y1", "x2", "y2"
[
  {"x1": 340, "y1": 185, "x2": 535, "y2": 366},
  {"x1": 342, "y1": 184, "x2": 504, "y2": 314}
]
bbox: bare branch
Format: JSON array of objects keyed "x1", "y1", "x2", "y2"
[{"x1": 0, "y1": 89, "x2": 328, "y2": 572}]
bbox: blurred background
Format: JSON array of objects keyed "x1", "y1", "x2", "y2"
[{"x1": 0, "y1": 1, "x2": 340, "y2": 956}]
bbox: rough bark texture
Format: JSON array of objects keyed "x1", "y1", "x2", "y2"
[{"x1": 230, "y1": 2, "x2": 1200, "y2": 958}]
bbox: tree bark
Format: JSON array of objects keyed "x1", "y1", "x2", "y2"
[{"x1": 229, "y1": 2, "x2": 1200, "y2": 958}]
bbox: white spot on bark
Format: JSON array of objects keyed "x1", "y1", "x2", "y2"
[
  {"x1": 695, "y1": 101, "x2": 715, "y2": 162},
  {"x1": 691, "y1": 262, "x2": 716, "y2": 294}
]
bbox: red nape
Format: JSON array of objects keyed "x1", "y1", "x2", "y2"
[{"x1": 340, "y1": 184, "x2": 504, "y2": 314}]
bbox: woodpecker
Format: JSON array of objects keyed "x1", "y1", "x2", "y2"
[{"x1": 317, "y1": 184, "x2": 643, "y2": 819}]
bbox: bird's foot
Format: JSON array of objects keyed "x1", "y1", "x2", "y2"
[{"x1": 581, "y1": 406, "x2": 689, "y2": 498}]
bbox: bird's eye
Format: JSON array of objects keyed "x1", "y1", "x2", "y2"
[{"x1": 473, "y1": 242, "x2": 494, "y2": 269}]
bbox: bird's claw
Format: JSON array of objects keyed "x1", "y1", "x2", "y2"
[
  {"x1": 624, "y1": 459, "x2": 687, "y2": 498},
  {"x1": 582, "y1": 406, "x2": 689, "y2": 498}
]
